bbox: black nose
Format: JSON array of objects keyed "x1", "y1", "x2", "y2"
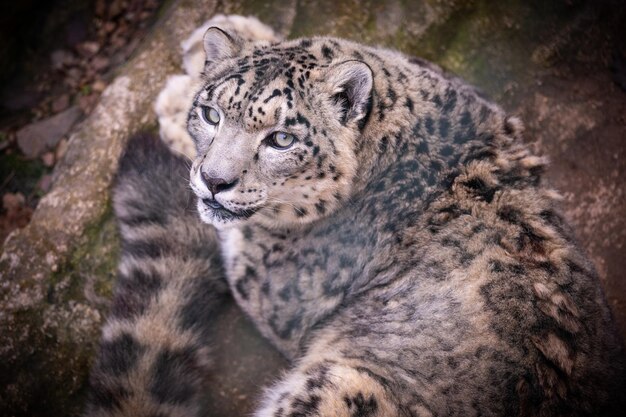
[{"x1": 201, "y1": 172, "x2": 238, "y2": 195}]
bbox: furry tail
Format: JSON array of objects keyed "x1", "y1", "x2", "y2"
[{"x1": 85, "y1": 133, "x2": 226, "y2": 417}]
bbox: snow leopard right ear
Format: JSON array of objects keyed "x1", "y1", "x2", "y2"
[
  {"x1": 326, "y1": 60, "x2": 374, "y2": 129},
  {"x1": 203, "y1": 27, "x2": 243, "y2": 67}
]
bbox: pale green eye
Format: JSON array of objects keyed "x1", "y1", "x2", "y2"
[
  {"x1": 202, "y1": 106, "x2": 220, "y2": 125},
  {"x1": 270, "y1": 131, "x2": 296, "y2": 149}
]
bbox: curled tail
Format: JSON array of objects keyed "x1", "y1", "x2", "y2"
[{"x1": 86, "y1": 133, "x2": 227, "y2": 417}]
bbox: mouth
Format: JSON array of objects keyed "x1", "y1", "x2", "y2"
[
  {"x1": 202, "y1": 198, "x2": 224, "y2": 210},
  {"x1": 200, "y1": 198, "x2": 258, "y2": 221}
]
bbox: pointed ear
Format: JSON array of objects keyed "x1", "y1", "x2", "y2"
[
  {"x1": 326, "y1": 60, "x2": 374, "y2": 127},
  {"x1": 203, "y1": 27, "x2": 243, "y2": 66}
]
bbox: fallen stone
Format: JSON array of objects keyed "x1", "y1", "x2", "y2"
[
  {"x1": 108, "y1": 0, "x2": 124, "y2": 19},
  {"x1": 90, "y1": 56, "x2": 110, "y2": 72},
  {"x1": 50, "y1": 49, "x2": 76, "y2": 70},
  {"x1": 0, "y1": 192, "x2": 32, "y2": 242},
  {"x1": 41, "y1": 152, "x2": 55, "y2": 167},
  {"x1": 51, "y1": 94, "x2": 70, "y2": 113},
  {"x1": 103, "y1": 21, "x2": 116, "y2": 34},
  {"x1": 16, "y1": 106, "x2": 82, "y2": 158},
  {"x1": 64, "y1": 67, "x2": 82, "y2": 88},
  {"x1": 92, "y1": 80, "x2": 107, "y2": 93},
  {"x1": 75, "y1": 41, "x2": 100, "y2": 58},
  {"x1": 110, "y1": 34, "x2": 128, "y2": 49},
  {"x1": 77, "y1": 93, "x2": 98, "y2": 113},
  {"x1": 37, "y1": 174, "x2": 53, "y2": 193},
  {"x1": 55, "y1": 138, "x2": 69, "y2": 161},
  {"x1": 2, "y1": 192, "x2": 25, "y2": 211}
]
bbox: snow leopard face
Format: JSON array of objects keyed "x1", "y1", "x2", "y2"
[{"x1": 187, "y1": 28, "x2": 373, "y2": 229}]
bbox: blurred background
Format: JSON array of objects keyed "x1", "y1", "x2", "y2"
[{"x1": 0, "y1": 0, "x2": 624, "y2": 416}]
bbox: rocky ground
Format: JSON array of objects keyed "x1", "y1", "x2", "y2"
[
  {"x1": 0, "y1": 0, "x2": 161, "y2": 243},
  {"x1": 0, "y1": 0, "x2": 624, "y2": 416}
]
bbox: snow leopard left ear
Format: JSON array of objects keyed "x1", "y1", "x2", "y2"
[
  {"x1": 203, "y1": 27, "x2": 243, "y2": 67},
  {"x1": 326, "y1": 60, "x2": 374, "y2": 128}
]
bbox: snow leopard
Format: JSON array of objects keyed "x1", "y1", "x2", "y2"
[{"x1": 85, "y1": 15, "x2": 626, "y2": 417}]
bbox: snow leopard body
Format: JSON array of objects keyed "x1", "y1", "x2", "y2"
[{"x1": 85, "y1": 15, "x2": 626, "y2": 417}]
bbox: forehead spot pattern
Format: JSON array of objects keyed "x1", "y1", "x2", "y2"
[{"x1": 204, "y1": 43, "x2": 328, "y2": 131}]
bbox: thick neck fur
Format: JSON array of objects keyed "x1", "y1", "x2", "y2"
[{"x1": 350, "y1": 52, "x2": 507, "y2": 196}]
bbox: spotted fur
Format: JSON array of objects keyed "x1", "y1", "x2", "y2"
[
  {"x1": 88, "y1": 15, "x2": 625, "y2": 417},
  {"x1": 85, "y1": 133, "x2": 227, "y2": 417}
]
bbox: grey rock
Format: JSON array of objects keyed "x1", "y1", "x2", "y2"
[
  {"x1": 50, "y1": 49, "x2": 76, "y2": 70},
  {"x1": 51, "y1": 94, "x2": 70, "y2": 113},
  {"x1": 16, "y1": 106, "x2": 82, "y2": 158},
  {"x1": 75, "y1": 41, "x2": 100, "y2": 58},
  {"x1": 90, "y1": 56, "x2": 110, "y2": 72}
]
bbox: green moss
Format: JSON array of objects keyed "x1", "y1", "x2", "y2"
[
  {"x1": 154, "y1": 0, "x2": 179, "y2": 21},
  {"x1": 49, "y1": 200, "x2": 119, "y2": 305},
  {"x1": 0, "y1": 152, "x2": 48, "y2": 196},
  {"x1": 385, "y1": 0, "x2": 589, "y2": 103},
  {"x1": 79, "y1": 84, "x2": 92, "y2": 96},
  {"x1": 22, "y1": 201, "x2": 120, "y2": 416}
]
